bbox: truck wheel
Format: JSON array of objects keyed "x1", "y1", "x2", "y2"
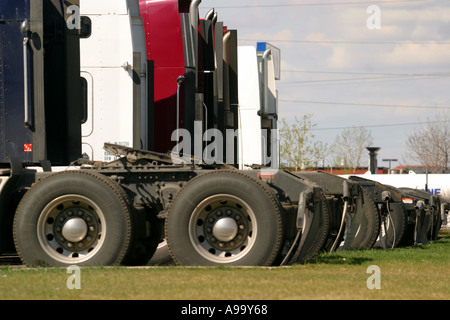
[
  {"x1": 118, "y1": 206, "x2": 160, "y2": 266},
  {"x1": 147, "y1": 217, "x2": 174, "y2": 266},
  {"x1": 166, "y1": 171, "x2": 284, "y2": 266},
  {"x1": 147, "y1": 239, "x2": 174, "y2": 266},
  {"x1": 13, "y1": 171, "x2": 132, "y2": 267}
]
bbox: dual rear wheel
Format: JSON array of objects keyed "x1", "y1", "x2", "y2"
[
  {"x1": 13, "y1": 170, "x2": 286, "y2": 267},
  {"x1": 12, "y1": 169, "x2": 384, "y2": 267},
  {"x1": 13, "y1": 171, "x2": 155, "y2": 267}
]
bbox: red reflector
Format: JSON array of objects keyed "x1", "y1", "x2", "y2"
[
  {"x1": 24, "y1": 144, "x2": 33, "y2": 152},
  {"x1": 258, "y1": 172, "x2": 274, "y2": 180}
]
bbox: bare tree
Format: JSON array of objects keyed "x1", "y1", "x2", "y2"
[
  {"x1": 311, "y1": 140, "x2": 330, "y2": 168},
  {"x1": 405, "y1": 111, "x2": 450, "y2": 173},
  {"x1": 280, "y1": 114, "x2": 328, "y2": 171},
  {"x1": 331, "y1": 126, "x2": 373, "y2": 172}
]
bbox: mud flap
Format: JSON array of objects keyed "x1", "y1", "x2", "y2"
[
  {"x1": 340, "y1": 196, "x2": 364, "y2": 250},
  {"x1": 377, "y1": 202, "x2": 403, "y2": 249},
  {"x1": 414, "y1": 201, "x2": 430, "y2": 245},
  {"x1": 346, "y1": 191, "x2": 380, "y2": 250},
  {"x1": 332, "y1": 181, "x2": 379, "y2": 251},
  {"x1": 283, "y1": 188, "x2": 329, "y2": 264},
  {"x1": 330, "y1": 180, "x2": 364, "y2": 251}
]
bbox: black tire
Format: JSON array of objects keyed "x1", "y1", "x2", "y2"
[
  {"x1": 166, "y1": 170, "x2": 284, "y2": 266},
  {"x1": 147, "y1": 239, "x2": 174, "y2": 266},
  {"x1": 321, "y1": 196, "x2": 342, "y2": 253},
  {"x1": 429, "y1": 210, "x2": 442, "y2": 241},
  {"x1": 122, "y1": 206, "x2": 160, "y2": 266},
  {"x1": 147, "y1": 217, "x2": 174, "y2": 266},
  {"x1": 13, "y1": 171, "x2": 132, "y2": 267}
]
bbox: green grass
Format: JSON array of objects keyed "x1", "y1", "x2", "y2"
[{"x1": 1, "y1": 230, "x2": 449, "y2": 300}]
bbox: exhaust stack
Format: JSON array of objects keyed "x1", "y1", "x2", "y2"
[{"x1": 367, "y1": 147, "x2": 381, "y2": 174}]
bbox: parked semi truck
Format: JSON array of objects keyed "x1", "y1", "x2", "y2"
[
  {"x1": 78, "y1": 0, "x2": 280, "y2": 170},
  {"x1": 77, "y1": 0, "x2": 446, "y2": 260},
  {"x1": 77, "y1": 0, "x2": 283, "y2": 264},
  {"x1": 0, "y1": 0, "x2": 444, "y2": 267}
]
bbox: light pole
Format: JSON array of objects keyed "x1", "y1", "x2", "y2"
[{"x1": 382, "y1": 158, "x2": 398, "y2": 170}]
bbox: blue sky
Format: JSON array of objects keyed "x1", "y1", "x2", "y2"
[{"x1": 199, "y1": 0, "x2": 450, "y2": 167}]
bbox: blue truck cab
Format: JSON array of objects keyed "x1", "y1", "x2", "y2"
[{"x1": 0, "y1": 0, "x2": 82, "y2": 166}]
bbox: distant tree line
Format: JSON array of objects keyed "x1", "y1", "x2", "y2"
[
  {"x1": 279, "y1": 114, "x2": 373, "y2": 172},
  {"x1": 405, "y1": 111, "x2": 449, "y2": 173},
  {"x1": 279, "y1": 111, "x2": 450, "y2": 173}
]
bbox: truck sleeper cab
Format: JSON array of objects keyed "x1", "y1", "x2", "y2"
[
  {"x1": 80, "y1": 0, "x2": 280, "y2": 169},
  {"x1": 80, "y1": 0, "x2": 148, "y2": 161}
]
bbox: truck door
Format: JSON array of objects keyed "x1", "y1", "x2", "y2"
[
  {"x1": 0, "y1": 0, "x2": 33, "y2": 163},
  {"x1": 0, "y1": 0, "x2": 82, "y2": 166}
]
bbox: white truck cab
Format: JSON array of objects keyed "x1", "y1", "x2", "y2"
[
  {"x1": 80, "y1": 0, "x2": 148, "y2": 161},
  {"x1": 78, "y1": 1, "x2": 280, "y2": 169}
]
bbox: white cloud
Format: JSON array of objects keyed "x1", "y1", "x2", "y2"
[
  {"x1": 325, "y1": 46, "x2": 353, "y2": 69},
  {"x1": 241, "y1": 29, "x2": 295, "y2": 46},
  {"x1": 381, "y1": 42, "x2": 450, "y2": 67},
  {"x1": 200, "y1": 0, "x2": 450, "y2": 164},
  {"x1": 324, "y1": 38, "x2": 450, "y2": 70}
]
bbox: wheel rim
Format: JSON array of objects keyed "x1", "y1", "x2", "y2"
[
  {"x1": 188, "y1": 194, "x2": 257, "y2": 263},
  {"x1": 37, "y1": 195, "x2": 106, "y2": 264}
]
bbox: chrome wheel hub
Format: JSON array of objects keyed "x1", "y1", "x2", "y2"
[
  {"x1": 212, "y1": 217, "x2": 238, "y2": 242},
  {"x1": 37, "y1": 195, "x2": 105, "y2": 263},
  {"x1": 62, "y1": 218, "x2": 88, "y2": 243},
  {"x1": 189, "y1": 194, "x2": 257, "y2": 263}
]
